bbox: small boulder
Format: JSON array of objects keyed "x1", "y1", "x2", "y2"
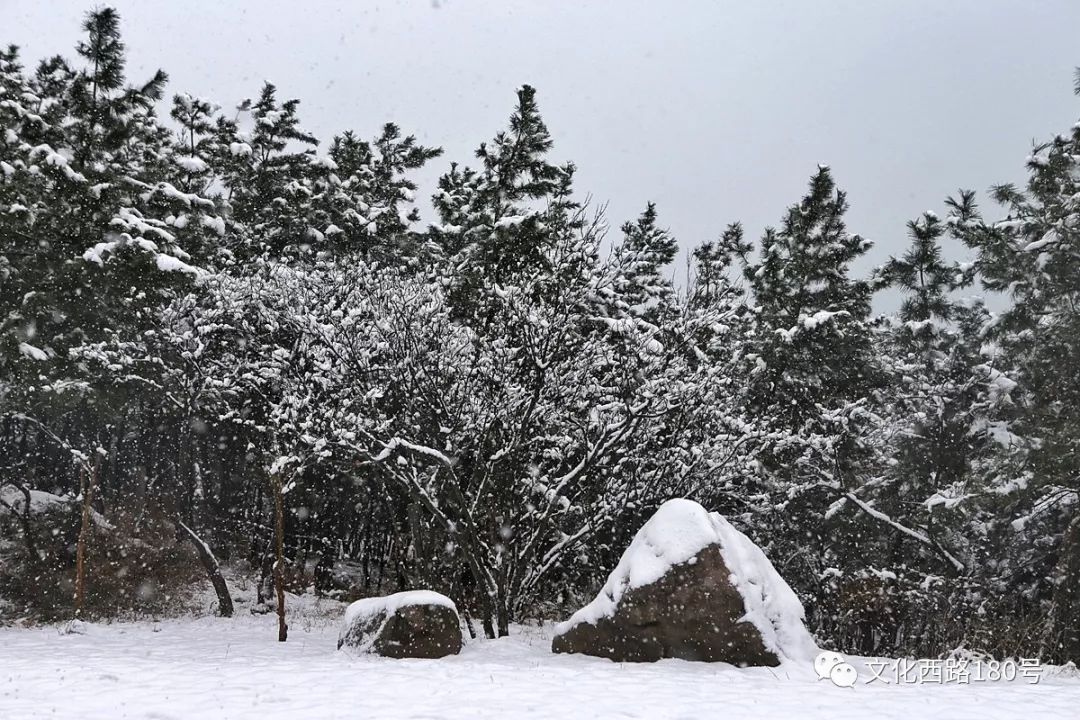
[
  {"x1": 338, "y1": 590, "x2": 462, "y2": 659},
  {"x1": 552, "y1": 498, "x2": 816, "y2": 665}
]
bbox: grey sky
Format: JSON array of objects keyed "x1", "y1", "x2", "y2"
[{"x1": 5, "y1": 0, "x2": 1080, "y2": 303}]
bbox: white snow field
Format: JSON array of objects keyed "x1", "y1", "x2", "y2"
[{"x1": 3, "y1": 609, "x2": 1080, "y2": 720}]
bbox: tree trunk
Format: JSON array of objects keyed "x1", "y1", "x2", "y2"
[
  {"x1": 407, "y1": 502, "x2": 429, "y2": 586},
  {"x1": 272, "y1": 472, "x2": 288, "y2": 642},
  {"x1": 460, "y1": 603, "x2": 477, "y2": 640},
  {"x1": 178, "y1": 518, "x2": 234, "y2": 617},
  {"x1": 73, "y1": 455, "x2": 100, "y2": 619},
  {"x1": 471, "y1": 579, "x2": 497, "y2": 639},
  {"x1": 481, "y1": 611, "x2": 496, "y2": 640},
  {"x1": 496, "y1": 589, "x2": 510, "y2": 638}
]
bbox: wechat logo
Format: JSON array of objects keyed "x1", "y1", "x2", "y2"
[{"x1": 815, "y1": 650, "x2": 858, "y2": 688}]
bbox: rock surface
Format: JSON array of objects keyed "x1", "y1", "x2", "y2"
[
  {"x1": 338, "y1": 590, "x2": 462, "y2": 659},
  {"x1": 552, "y1": 498, "x2": 816, "y2": 665}
]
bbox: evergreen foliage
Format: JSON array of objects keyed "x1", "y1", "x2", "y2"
[{"x1": 3, "y1": 8, "x2": 1080, "y2": 661}]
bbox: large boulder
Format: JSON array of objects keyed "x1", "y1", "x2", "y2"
[
  {"x1": 338, "y1": 590, "x2": 462, "y2": 659},
  {"x1": 552, "y1": 498, "x2": 817, "y2": 665}
]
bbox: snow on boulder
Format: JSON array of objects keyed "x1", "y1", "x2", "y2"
[
  {"x1": 338, "y1": 590, "x2": 462, "y2": 659},
  {"x1": 0, "y1": 485, "x2": 113, "y2": 529},
  {"x1": 552, "y1": 498, "x2": 817, "y2": 665},
  {"x1": 0, "y1": 485, "x2": 68, "y2": 515}
]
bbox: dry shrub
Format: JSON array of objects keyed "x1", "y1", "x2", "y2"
[{"x1": 0, "y1": 503, "x2": 204, "y2": 623}]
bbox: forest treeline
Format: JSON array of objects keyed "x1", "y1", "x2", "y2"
[{"x1": 2, "y1": 9, "x2": 1079, "y2": 660}]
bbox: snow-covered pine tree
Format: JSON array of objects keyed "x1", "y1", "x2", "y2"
[
  {"x1": 815, "y1": 209, "x2": 1022, "y2": 655},
  {"x1": 209, "y1": 82, "x2": 318, "y2": 260},
  {"x1": 311, "y1": 125, "x2": 441, "y2": 260},
  {"x1": 0, "y1": 8, "x2": 221, "y2": 621},
  {"x1": 471, "y1": 84, "x2": 563, "y2": 277},
  {"x1": 3, "y1": 9, "x2": 208, "y2": 368},
  {"x1": 428, "y1": 84, "x2": 572, "y2": 319},
  {"x1": 0, "y1": 7, "x2": 213, "y2": 403},
  {"x1": 681, "y1": 222, "x2": 763, "y2": 516},
  {"x1": 879, "y1": 213, "x2": 976, "y2": 485},
  {"x1": 734, "y1": 166, "x2": 884, "y2": 614},
  {"x1": 607, "y1": 202, "x2": 678, "y2": 325},
  {"x1": 688, "y1": 222, "x2": 752, "y2": 309},
  {"x1": 0, "y1": 43, "x2": 38, "y2": 392},
  {"x1": 946, "y1": 72, "x2": 1080, "y2": 661},
  {"x1": 170, "y1": 93, "x2": 218, "y2": 194},
  {"x1": 872, "y1": 212, "x2": 988, "y2": 564},
  {"x1": 740, "y1": 167, "x2": 879, "y2": 492}
]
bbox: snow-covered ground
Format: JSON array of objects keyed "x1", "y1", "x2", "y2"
[{"x1": 3, "y1": 605, "x2": 1080, "y2": 720}]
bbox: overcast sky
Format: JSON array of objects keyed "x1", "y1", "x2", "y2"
[{"x1": 5, "y1": 0, "x2": 1080, "y2": 301}]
